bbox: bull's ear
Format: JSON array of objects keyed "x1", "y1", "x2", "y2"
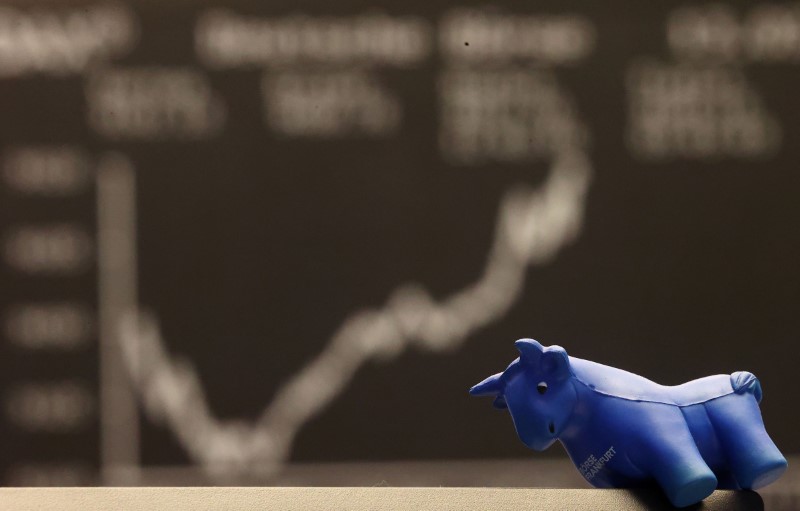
[
  {"x1": 515, "y1": 339, "x2": 545, "y2": 367},
  {"x1": 470, "y1": 372, "x2": 503, "y2": 396},
  {"x1": 492, "y1": 395, "x2": 508, "y2": 409},
  {"x1": 541, "y1": 345, "x2": 570, "y2": 381}
]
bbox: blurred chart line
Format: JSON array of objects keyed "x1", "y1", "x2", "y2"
[{"x1": 103, "y1": 147, "x2": 591, "y2": 482}]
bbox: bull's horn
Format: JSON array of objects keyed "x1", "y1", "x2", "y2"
[{"x1": 469, "y1": 372, "x2": 503, "y2": 396}]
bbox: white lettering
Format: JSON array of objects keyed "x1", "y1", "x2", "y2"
[
  {"x1": 86, "y1": 68, "x2": 226, "y2": 140},
  {"x1": 439, "y1": 70, "x2": 588, "y2": 164},
  {"x1": 440, "y1": 9, "x2": 595, "y2": 64},
  {"x1": 3, "y1": 146, "x2": 90, "y2": 196},
  {"x1": 0, "y1": 3, "x2": 137, "y2": 77},
  {"x1": 196, "y1": 10, "x2": 432, "y2": 68},
  {"x1": 5, "y1": 382, "x2": 94, "y2": 433},
  {"x1": 626, "y1": 62, "x2": 780, "y2": 159},
  {"x1": 5, "y1": 303, "x2": 94, "y2": 350},
  {"x1": 579, "y1": 446, "x2": 616, "y2": 481},
  {"x1": 263, "y1": 71, "x2": 401, "y2": 138},
  {"x1": 4, "y1": 224, "x2": 93, "y2": 274}
]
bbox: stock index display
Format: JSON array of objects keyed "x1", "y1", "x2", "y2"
[{"x1": 0, "y1": 0, "x2": 798, "y2": 488}]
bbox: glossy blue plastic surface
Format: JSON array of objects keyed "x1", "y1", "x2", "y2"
[{"x1": 470, "y1": 340, "x2": 787, "y2": 508}]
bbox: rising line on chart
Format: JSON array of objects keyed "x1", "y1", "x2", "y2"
[
  {"x1": 101, "y1": 78, "x2": 593, "y2": 478},
  {"x1": 113, "y1": 149, "x2": 592, "y2": 479}
]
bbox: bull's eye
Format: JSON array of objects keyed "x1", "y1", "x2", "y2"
[{"x1": 537, "y1": 382, "x2": 548, "y2": 394}]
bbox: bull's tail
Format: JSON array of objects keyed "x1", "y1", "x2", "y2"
[{"x1": 731, "y1": 371, "x2": 762, "y2": 403}]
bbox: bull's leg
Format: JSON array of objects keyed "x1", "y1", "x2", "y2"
[
  {"x1": 704, "y1": 393, "x2": 787, "y2": 489},
  {"x1": 630, "y1": 405, "x2": 717, "y2": 508}
]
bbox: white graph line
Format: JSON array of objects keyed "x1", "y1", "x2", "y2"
[{"x1": 114, "y1": 147, "x2": 592, "y2": 479}]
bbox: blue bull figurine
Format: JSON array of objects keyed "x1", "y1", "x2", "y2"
[{"x1": 470, "y1": 339, "x2": 787, "y2": 508}]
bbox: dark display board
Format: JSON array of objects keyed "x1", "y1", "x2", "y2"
[{"x1": 0, "y1": 0, "x2": 798, "y2": 486}]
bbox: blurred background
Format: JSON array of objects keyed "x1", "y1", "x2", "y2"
[{"x1": 0, "y1": 0, "x2": 798, "y2": 507}]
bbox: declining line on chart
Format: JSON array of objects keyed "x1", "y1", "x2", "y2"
[{"x1": 113, "y1": 107, "x2": 593, "y2": 479}]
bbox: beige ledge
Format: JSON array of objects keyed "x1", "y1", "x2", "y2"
[{"x1": 0, "y1": 487, "x2": 763, "y2": 511}]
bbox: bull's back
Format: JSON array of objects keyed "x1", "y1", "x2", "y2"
[
  {"x1": 669, "y1": 371, "x2": 761, "y2": 405},
  {"x1": 667, "y1": 374, "x2": 734, "y2": 406},
  {"x1": 570, "y1": 358, "x2": 750, "y2": 406}
]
